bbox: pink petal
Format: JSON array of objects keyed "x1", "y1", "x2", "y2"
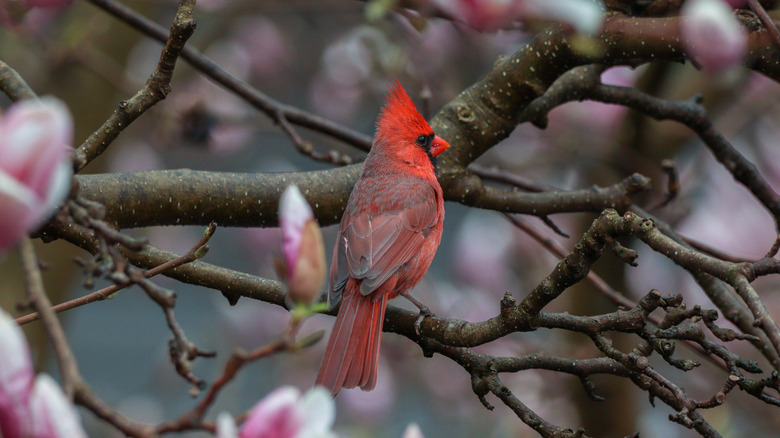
[
  {"x1": 279, "y1": 185, "x2": 314, "y2": 279},
  {"x1": 0, "y1": 309, "x2": 35, "y2": 438},
  {"x1": 682, "y1": 0, "x2": 747, "y2": 72},
  {"x1": 432, "y1": 0, "x2": 522, "y2": 31},
  {"x1": 0, "y1": 97, "x2": 73, "y2": 199},
  {"x1": 240, "y1": 387, "x2": 302, "y2": 438},
  {"x1": 0, "y1": 171, "x2": 38, "y2": 252},
  {"x1": 29, "y1": 375, "x2": 87, "y2": 438}
]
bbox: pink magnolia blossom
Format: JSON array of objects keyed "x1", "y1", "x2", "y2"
[
  {"x1": 682, "y1": 0, "x2": 747, "y2": 72},
  {"x1": 0, "y1": 309, "x2": 35, "y2": 438},
  {"x1": 279, "y1": 185, "x2": 326, "y2": 305},
  {"x1": 0, "y1": 97, "x2": 73, "y2": 252},
  {"x1": 216, "y1": 386, "x2": 336, "y2": 438},
  {"x1": 0, "y1": 309, "x2": 87, "y2": 438},
  {"x1": 431, "y1": 0, "x2": 604, "y2": 34}
]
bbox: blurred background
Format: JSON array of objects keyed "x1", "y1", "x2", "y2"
[{"x1": 2, "y1": 0, "x2": 780, "y2": 436}]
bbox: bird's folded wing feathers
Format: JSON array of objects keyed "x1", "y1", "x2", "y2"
[{"x1": 329, "y1": 196, "x2": 439, "y2": 303}]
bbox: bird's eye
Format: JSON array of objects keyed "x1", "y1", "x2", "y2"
[{"x1": 416, "y1": 135, "x2": 427, "y2": 146}]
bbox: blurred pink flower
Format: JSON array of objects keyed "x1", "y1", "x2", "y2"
[
  {"x1": 403, "y1": 423, "x2": 424, "y2": 438},
  {"x1": 338, "y1": 358, "x2": 396, "y2": 422},
  {"x1": 28, "y1": 375, "x2": 87, "y2": 438},
  {"x1": 279, "y1": 185, "x2": 326, "y2": 305},
  {"x1": 682, "y1": 0, "x2": 747, "y2": 72},
  {"x1": 432, "y1": 0, "x2": 522, "y2": 31},
  {"x1": 547, "y1": 66, "x2": 637, "y2": 133},
  {"x1": 0, "y1": 309, "x2": 35, "y2": 438},
  {"x1": 310, "y1": 27, "x2": 394, "y2": 123},
  {"x1": 236, "y1": 386, "x2": 336, "y2": 438},
  {"x1": 0, "y1": 97, "x2": 73, "y2": 252},
  {"x1": 322, "y1": 34, "x2": 373, "y2": 87},
  {"x1": 431, "y1": 0, "x2": 604, "y2": 34},
  {"x1": 232, "y1": 17, "x2": 293, "y2": 81},
  {"x1": 0, "y1": 309, "x2": 87, "y2": 438},
  {"x1": 309, "y1": 73, "x2": 364, "y2": 124},
  {"x1": 452, "y1": 211, "x2": 514, "y2": 292},
  {"x1": 25, "y1": 0, "x2": 72, "y2": 9}
]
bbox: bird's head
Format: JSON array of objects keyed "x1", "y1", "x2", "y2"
[{"x1": 373, "y1": 81, "x2": 449, "y2": 171}]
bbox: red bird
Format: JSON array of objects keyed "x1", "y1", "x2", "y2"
[{"x1": 316, "y1": 81, "x2": 449, "y2": 396}]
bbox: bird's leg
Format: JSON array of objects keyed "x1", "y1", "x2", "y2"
[{"x1": 403, "y1": 293, "x2": 435, "y2": 336}]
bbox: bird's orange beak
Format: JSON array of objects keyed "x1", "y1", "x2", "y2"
[{"x1": 430, "y1": 135, "x2": 450, "y2": 157}]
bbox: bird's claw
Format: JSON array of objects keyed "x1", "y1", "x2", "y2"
[{"x1": 414, "y1": 306, "x2": 434, "y2": 336}]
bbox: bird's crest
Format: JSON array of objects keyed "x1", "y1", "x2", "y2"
[{"x1": 375, "y1": 80, "x2": 433, "y2": 147}]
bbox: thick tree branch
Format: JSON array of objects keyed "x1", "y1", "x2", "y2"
[{"x1": 72, "y1": 170, "x2": 649, "y2": 229}]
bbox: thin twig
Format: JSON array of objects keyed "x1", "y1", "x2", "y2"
[
  {"x1": 156, "y1": 318, "x2": 304, "y2": 433},
  {"x1": 83, "y1": 0, "x2": 373, "y2": 158},
  {"x1": 17, "y1": 239, "x2": 81, "y2": 397},
  {"x1": 16, "y1": 222, "x2": 217, "y2": 326}
]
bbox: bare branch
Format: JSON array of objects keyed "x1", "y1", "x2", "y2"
[{"x1": 75, "y1": 0, "x2": 198, "y2": 171}]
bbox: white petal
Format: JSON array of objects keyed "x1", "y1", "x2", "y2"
[
  {"x1": 240, "y1": 386, "x2": 301, "y2": 438},
  {"x1": 402, "y1": 423, "x2": 424, "y2": 438},
  {"x1": 296, "y1": 387, "x2": 336, "y2": 438},
  {"x1": 29, "y1": 375, "x2": 87, "y2": 438},
  {"x1": 28, "y1": 159, "x2": 72, "y2": 231},
  {"x1": 215, "y1": 412, "x2": 239, "y2": 438},
  {"x1": 523, "y1": 0, "x2": 605, "y2": 35}
]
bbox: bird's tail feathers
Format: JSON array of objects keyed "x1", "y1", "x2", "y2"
[{"x1": 316, "y1": 278, "x2": 392, "y2": 396}]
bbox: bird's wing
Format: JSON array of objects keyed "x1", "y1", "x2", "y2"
[{"x1": 328, "y1": 185, "x2": 439, "y2": 305}]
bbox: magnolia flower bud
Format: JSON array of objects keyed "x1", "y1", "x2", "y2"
[
  {"x1": 682, "y1": 0, "x2": 747, "y2": 72},
  {"x1": 239, "y1": 386, "x2": 335, "y2": 438},
  {"x1": 0, "y1": 97, "x2": 73, "y2": 252},
  {"x1": 279, "y1": 185, "x2": 326, "y2": 305}
]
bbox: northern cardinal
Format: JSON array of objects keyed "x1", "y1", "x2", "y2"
[{"x1": 316, "y1": 81, "x2": 449, "y2": 396}]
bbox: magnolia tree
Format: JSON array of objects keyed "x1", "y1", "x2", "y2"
[{"x1": 2, "y1": 0, "x2": 780, "y2": 437}]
